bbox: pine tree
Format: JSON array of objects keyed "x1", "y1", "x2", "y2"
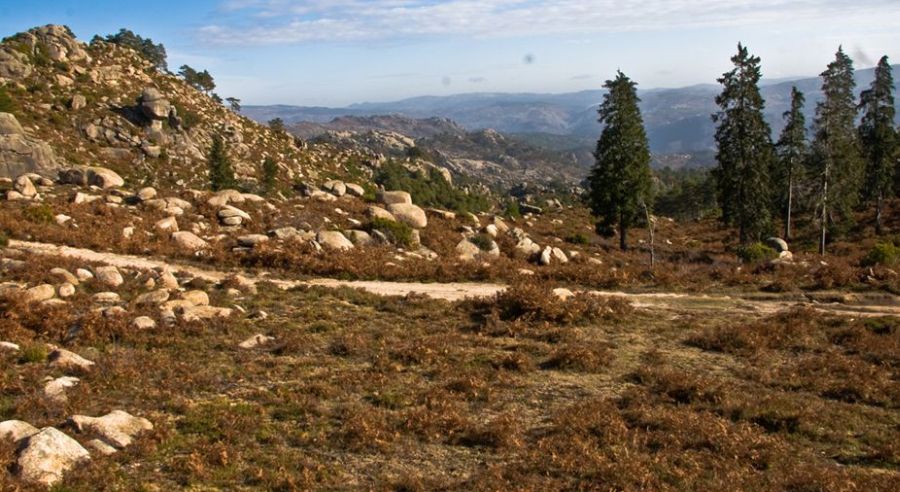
[
  {"x1": 208, "y1": 135, "x2": 235, "y2": 191},
  {"x1": 588, "y1": 71, "x2": 653, "y2": 251},
  {"x1": 261, "y1": 157, "x2": 278, "y2": 195},
  {"x1": 858, "y1": 56, "x2": 896, "y2": 235},
  {"x1": 809, "y1": 47, "x2": 864, "y2": 254},
  {"x1": 774, "y1": 87, "x2": 807, "y2": 240},
  {"x1": 712, "y1": 44, "x2": 775, "y2": 244}
]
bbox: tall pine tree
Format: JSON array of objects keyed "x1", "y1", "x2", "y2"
[
  {"x1": 858, "y1": 56, "x2": 896, "y2": 235},
  {"x1": 588, "y1": 71, "x2": 653, "y2": 251},
  {"x1": 774, "y1": 87, "x2": 807, "y2": 240},
  {"x1": 809, "y1": 47, "x2": 864, "y2": 254},
  {"x1": 712, "y1": 44, "x2": 775, "y2": 244},
  {"x1": 208, "y1": 135, "x2": 235, "y2": 191}
]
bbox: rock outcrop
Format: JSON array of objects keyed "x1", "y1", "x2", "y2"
[{"x1": 0, "y1": 113, "x2": 59, "y2": 178}]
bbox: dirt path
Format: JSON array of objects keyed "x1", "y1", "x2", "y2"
[{"x1": 8, "y1": 239, "x2": 900, "y2": 316}]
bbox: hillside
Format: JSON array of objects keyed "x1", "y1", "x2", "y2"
[
  {"x1": 0, "y1": 25, "x2": 366, "y2": 188},
  {"x1": 245, "y1": 66, "x2": 900, "y2": 153},
  {"x1": 292, "y1": 115, "x2": 593, "y2": 187}
]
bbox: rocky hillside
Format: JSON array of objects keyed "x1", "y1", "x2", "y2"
[
  {"x1": 0, "y1": 25, "x2": 372, "y2": 189},
  {"x1": 293, "y1": 115, "x2": 592, "y2": 188}
]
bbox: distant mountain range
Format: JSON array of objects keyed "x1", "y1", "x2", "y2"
[{"x1": 244, "y1": 66, "x2": 899, "y2": 154}]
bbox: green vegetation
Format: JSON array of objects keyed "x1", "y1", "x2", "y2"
[
  {"x1": 567, "y1": 233, "x2": 589, "y2": 245},
  {"x1": 208, "y1": 135, "x2": 236, "y2": 191},
  {"x1": 261, "y1": 157, "x2": 278, "y2": 195},
  {"x1": 862, "y1": 241, "x2": 899, "y2": 267},
  {"x1": 809, "y1": 47, "x2": 865, "y2": 254},
  {"x1": 98, "y1": 28, "x2": 167, "y2": 71},
  {"x1": 858, "y1": 56, "x2": 896, "y2": 235},
  {"x1": 0, "y1": 86, "x2": 16, "y2": 113},
  {"x1": 268, "y1": 118, "x2": 286, "y2": 133},
  {"x1": 774, "y1": 87, "x2": 807, "y2": 240},
  {"x1": 18, "y1": 344, "x2": 47, "y2": 364},
  {"x1": 588, "y1": 71, "x2": 653, "y2": 250},
  {"x1": 713, "y1": 44, "x2": 774, "y2": 244},
  {"x1": 22, "y1": 204, "x2": 55, "y2": 224},
  {"x1": 178, "y1": 65, "x2": 216, "y2": 94},
  {"x1": 469, "y1": 233, "x2": 495, "y2": 252},
  {"x1": 653, "y1": 168, "x2": 718, "y2": 221},
  {"x1": 503, "y1": 199, "x2": 521, "y2": 219},
  {"x1": 736, "y1": 242, "x2": 778, "y2": 263},
  {"x1": 173, "y1": 103, "x2": 200, "y2": 130},
  {"x1": 367, "y1": 217, "x2": 414, "y2": 247},
  {"x1": 374, "y1": 160, "x2": 490, "y2": 214},
  {"x1": 0, "y1": 231, "x2": 8, "y2": 248}
]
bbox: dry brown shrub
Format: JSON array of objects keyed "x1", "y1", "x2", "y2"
[
  {"x1": 334, "y1": 403, "x2": 398, "y2": 451},
  {"x1": 453, "y1": 413, "x2": 523, "y2": 449},
  {"x1": 628, "y1": 366, "x2": 723, "y2": 405},
  {"x1": 540, "y1": 342, "x2": 613, "y2": 373},
  {"x1": 686, "y1": 307, "x2": 826, "y2": 356}
]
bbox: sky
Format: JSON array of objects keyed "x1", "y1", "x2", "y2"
[{"x1": 1, "y1": 0, "x2": 899, "y2": 106}]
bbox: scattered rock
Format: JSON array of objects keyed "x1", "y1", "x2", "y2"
[
  {"x1": 132, "y1": 316, "x2": 156, "y2": 330},
  {"x1": 14, "y1": 175, "x2": 37, "y2": 197},
  {"x1": 378, "y1": 190, "x2": 412, "y2": 205},
  {"x1": 317, "y1": 230, "x2": 354, "y2": 251},
  {"x1": 58, "y1": 282, "x2": 76, "y2": 298},
  {"x1": 43, "y1": 376, "x2": 79, "y2": 404},
  {"x1": 172, "y1": 231, "x2": 208, "y2": 251},
  {"x1": 387, "y1": 203, "x2": 428, "y2": 229},
  {"x1": 134, "y1": 289, "x2": 170, "y2": 306},
  {"x1": 16, "y1": 427, "x2": 90, "y2": 487},
  {"x1": 94, "y1": 266, "x2": 124, "y2": 288},
  {"x1": 0, "y1": 420, "x2": 39, "y2": 443},
  {"x1": 69, "y1": 410, "x2": 153, "y2": 449},
  {"x1": 24, "y1": 284, "x2": 56, "y2": 303},
  {"x1": 48, "y1": 348, "x2": 95, "y2": 372},
  {"x1": 239, "y1": 334, "x2": 275, "y2": 349},
  {"x1": 766, "y1": 237, "x2": 789, "y2": 253},
  {"x1": 180, "y1": 305, "x2": 233, "y2": 322}
]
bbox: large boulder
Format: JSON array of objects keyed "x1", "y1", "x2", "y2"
[
  {"x1": 69, "y1": 410, "x2": 153, "y2": 449},
  {"x1": 0, "y1": 47, "x2": 32, "y2": 79},
  {"x1": 378, "y1": 190, "x2": 413, "y2": 205},
  {"x1": 140, "y1": 87, "x2": 171, "y2": 120},
  {"x1": 0, "y1": 420, "x2": 39, "y2": 443},
  {"x1": 16, "y1": 427, "x2": 91, "y2": 487},
  {"x1": 387, "y1": 203, "x2": 428, "y2": 229},
  {"x1": 766, "y1": 237, "x2": 789, "y2": 253},
  {"x1": 0, "y1": 113, "x2": 59, "y2": 178},
  {"x1": 58, "y1": 166, "x2": 124, "y2": 189},
  {"x1": 172, "y1": 231, "x2": 209, "y2": 251},
  {"x1": 316, "y1": 231, "x2": 354, "y2": 251}
]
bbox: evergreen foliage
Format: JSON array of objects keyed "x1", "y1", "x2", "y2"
[
  {"x1": 858, "y1": 56, "x2": 896, "y2": 234},
  {"x1": 0, "y1": 86, "x2": 15, "y2": 113},
  {"x1": 101, "y1": 29, "x2": 167, "y2": 71},
  {"x1": 809, "y1": 47, "x2": 864, "y2": 253},
  {"x1": 268, "y1": 118, "x2": 286, "y2": 133},
  {"x1": 178, "y1": 65, "x2": 216, "y2": 94},
  {"x1": 374, "y1": 161, "x2": 490, "y2": 214},
  {"x1": 712, "y1": 44, "x2": 775, "y2": 244},
  {"x1": 774, "y1": 87, "x2": 807, "y2": 240},
  {"x1": 653, "y1": 168, "x2": 718, "y2": 221},
  {"x1": 588, "y1": 71, "x2": 653, "y2": 251},
  {"x1": 261, "y1": 157, "x2": 278, "y2": 195},
  {"x1": 226, "y1": 97, "x2": 242, "y2": 113},
  {"x1": 208, "y1": 135, "x2": 236, "y2": 191}
]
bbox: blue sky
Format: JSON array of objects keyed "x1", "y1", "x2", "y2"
[{"x1": 1, "y1": 0, "x2": 899, "y2": 106}]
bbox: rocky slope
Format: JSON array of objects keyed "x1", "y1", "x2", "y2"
[{"x1": 0, "y1": 25, "x2": 374, "y2": 189}]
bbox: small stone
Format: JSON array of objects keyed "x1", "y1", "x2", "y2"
[
  {"x1": 94, "y1": 266, "x2": 124, "y2": 287},
  {"x1": 43, "y1": 376, "x2": 80, "y2": 404},
  {"x1": 0, "y1": 420, "x2": 39, "y2": 443},
  {"x1": 24, "y1": 284, "x2": 56, "y2": 303},
  {"x1": 131, "y1": 316, "x2": 156, "y2": 330},
  {"x1": 134, "y1": 289, "x2": 170, "y2": 306},
  {"x1": 180, "y1": 290, "x2": 209, "y2": 306},
  {"x1": 48, "y1": 348, "x2": 95, "y2": 372},
  {"x1": 239, "y1": 334, "x2": 275, "y2": 349},
  {"x1": 50, "y1": 268, "x2": 79, "y2": 285},
  {"x1": 58, "y1": 282, "x2": 76, "y2": 298},
  {"x1": 75, "y1": 268, "x2": 94, "y2": 282},
  {"x1": 91, "y1": 292, "x2": 121, "y2": 304},
  {"x1": 69, "y1": 410, "x2": 153, "y2": 449},
  {"x1": 0, "y1": 341, "x2": 20, "y2": 352}
]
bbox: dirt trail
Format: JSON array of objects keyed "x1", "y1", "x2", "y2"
[{"x1": 8, "y1": 240, "x2": 900, "y2": 317}]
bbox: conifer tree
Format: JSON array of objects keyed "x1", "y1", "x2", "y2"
[
  {"x1": 261, "y1": 157, "x2": 278, "y2": 195},
  {"x1": 208, "y1": 135, "x2": 235, "y2": 191},
  {"x1": 588, "y1": 71, "x2": 653, "y2": 251},
  {"x1": 858, "y1": 56, "x2": 896, "y2": 234},
  {"x1": 809, "y1": 47, "x2": 864, "y2": 254},
  {"x1": 712, "y1": 44, "x2": 775, "y2": 244},
  {"x1": 774, "y1": 87, "x2": 807, "y2": 240}
]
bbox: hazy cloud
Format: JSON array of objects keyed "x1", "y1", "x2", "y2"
[
  {"x1": 570, "y1": 73, "x2": 593, "y2": 80},
  {"x1": 200, "y1": 0, "x2": 900, "y2": 46},
  {"x1": 468, "y1": 76, "x2": 487, "y2": 83}
]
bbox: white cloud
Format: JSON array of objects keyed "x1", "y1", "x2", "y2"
[{"x1": 199, "y1": 0, "x2": 900, "y2": 46}]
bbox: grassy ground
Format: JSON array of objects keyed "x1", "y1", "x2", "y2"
[{"x1": 1, "y1": 258, "x2": 897, "y2": 490}]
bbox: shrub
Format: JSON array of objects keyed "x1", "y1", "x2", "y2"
[
  {"x1": 368, "y1": 217, "x2": 414, "y2": 248},
  {"x1": 23, "y1": 204, "x2": 55, "y2": 224},
  {"x1": 567, "y1": 233, "x2": 589, "y2": 245},
  {"x1": 0, "y1": 231, "x2": 7, "y2": 248},
  {"x1": 469, "y1": 234, "x2": 495, "y2": 252},
  {"x1": 19, "y1": 344, "x2": 47, "y2": 364},
  {"x1": 374, "y1": 160, "x2": 490, "y2": 214},
  {"x1": 173, "y1": 103, "x2": 199, "y2": 130},
  {"x1": 736, "y1": 242, "x2": 777, "y2": 263},
  {"x1": 503, "y1": 199, "x2": 521, "y2": 219},
  {"x1": 0, "y1": 86, "x2": 15, "y2": 113},
  {"x1": 862, "y1": 241, "x2": 899, "y2": 267}
]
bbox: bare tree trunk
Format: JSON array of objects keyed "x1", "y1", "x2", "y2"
[
  {"x1": 785, "y1": 174, "x2": 793, "y2": 240},
  {"x1": 619, "y1": 221, "x2": 627, "y2": 251},
  {"x1": 642, "y1": 201, "x2": 655, "y2": 270},
  {"x1": 819, "y1": 177, "x2": 828, "y2": 255},
  {"x1": 876, "y1": 193, "x2": 883, "y2": 235}
]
